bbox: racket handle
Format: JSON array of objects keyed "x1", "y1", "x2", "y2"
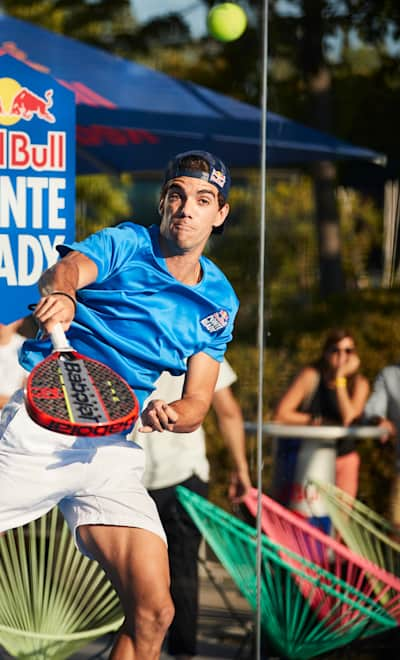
[{"x1": 50, "y1": 323, "x2": 71, "y2": 351}]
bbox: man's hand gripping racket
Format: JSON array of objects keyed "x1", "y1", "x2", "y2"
[{"x1": 25, "y1": 323, "x2": 139, "y2": 436}]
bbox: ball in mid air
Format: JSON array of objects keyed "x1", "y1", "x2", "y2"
[{"x1": 207, "y1": 3, "x2": 248, "y2": 43}]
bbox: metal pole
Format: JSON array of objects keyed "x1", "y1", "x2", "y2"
[{"x1": 255, "y1": 0, "x2": 269, "y2": 657}]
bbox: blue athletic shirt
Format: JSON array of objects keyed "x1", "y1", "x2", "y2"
[{"x1": 20, "y1": 223, "x2": 239, "y2": 411}]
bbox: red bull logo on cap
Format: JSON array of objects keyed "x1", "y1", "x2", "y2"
[
  {"x1": 209, "y1": 167, "x2": 226, "y2": 188},
  {"x1": 0, "y1": 77, "x2": 55, "y2": 125}
]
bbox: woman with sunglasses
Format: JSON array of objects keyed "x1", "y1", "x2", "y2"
[{"x1": 273, "y1": 329, "x2": 370, "y2": 498}]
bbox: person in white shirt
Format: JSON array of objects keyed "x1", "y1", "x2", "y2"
[
  {"x1": 364, "y1": 365, "x2": 400, "y2": 528},
  {"x1": 133, "y1": 359, "x2": 251, "y2": 660},
  {"x1": 0, "y1": 320, "x2": 28, "y2": 410}
]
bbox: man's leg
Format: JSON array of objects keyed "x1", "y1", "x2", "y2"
[{"x1": 78, "y1": 524, "x2": 174, "y2": 660}]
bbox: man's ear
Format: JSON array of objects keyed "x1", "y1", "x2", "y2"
[
  {"x1": 158, "y1": 199, "x2": 164, "y2": 216},
  {"x1": 213, "y1": 202, "x2": 229, "y2": 230}
]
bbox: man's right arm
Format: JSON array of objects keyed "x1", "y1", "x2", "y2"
[
  {"x1": 33, "y1": 251, "x2": 98, "y2": 333},
  {"x1": 140, "y1": 352, "x2": 220, "y2": 434}
]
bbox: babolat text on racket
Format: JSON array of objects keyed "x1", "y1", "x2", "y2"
[{"x1": 25, "y1": 323, "x2": 139, "y2": 436}]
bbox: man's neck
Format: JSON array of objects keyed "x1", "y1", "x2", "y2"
[
  {"x1": 159, "y1": 234, "x2": 205, "y2": 285},
  {"x1": 165, "y1": 254, "x2": 202, "y2": 285}
]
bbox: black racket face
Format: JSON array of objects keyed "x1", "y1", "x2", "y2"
[{"x1": 26, "y1": 350, "x2": 139, "y2": 436}]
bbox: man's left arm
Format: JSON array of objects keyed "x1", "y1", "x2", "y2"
[{"x1": 139, "y1": 352, "x2": 220, "y2": 434}]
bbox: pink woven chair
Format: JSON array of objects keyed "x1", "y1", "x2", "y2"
[{"x1": 243, "y1": 488, "x2": 400, "y2": 624}]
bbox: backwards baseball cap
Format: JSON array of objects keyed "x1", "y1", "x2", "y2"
[{"x1": 163, "y1": 150, "x2": 231, "y2": 202}]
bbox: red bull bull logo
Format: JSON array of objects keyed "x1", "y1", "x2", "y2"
[
  {"x1": 0, "y1": 77, "x2": 55, "y2": 125},
  {"x1": 209, "y1": 168, "x2": 226, "y2": 188},
  {"x1": 10, "y1": 88, "x2": 55, "y2": 123}
]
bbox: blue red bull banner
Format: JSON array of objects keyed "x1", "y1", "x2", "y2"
[{"x1": 0, "y1": 56, "x2": 75, "y2": 324}]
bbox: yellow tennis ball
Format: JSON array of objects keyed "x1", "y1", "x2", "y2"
[{"x1": 207, "y1": 3, "x2": 247, "y2": 43}]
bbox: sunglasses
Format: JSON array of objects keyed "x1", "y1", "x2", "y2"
[{"x1": 328, "y1": 346, "x2": 355, "y2": 355}]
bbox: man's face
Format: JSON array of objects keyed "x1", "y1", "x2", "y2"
[{"x1": 159, "y1": 176, "x2": 229, "y2": 252}]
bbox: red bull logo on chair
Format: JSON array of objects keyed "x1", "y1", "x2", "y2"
[{"x1": 0, "y1": 58, "x2": 75, "y2": 324}]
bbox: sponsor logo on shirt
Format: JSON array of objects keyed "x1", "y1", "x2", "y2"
[{"x1": 200, "y1": 309, "x2": 229, "y2": 333}]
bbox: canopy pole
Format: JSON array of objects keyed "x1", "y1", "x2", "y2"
[{"x1": 255, "y1": 0, "x2": 269, "y2": 658}]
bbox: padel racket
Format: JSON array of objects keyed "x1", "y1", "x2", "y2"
[{"x1": 25, "y1": 323, "x2": 139, "y2": 436}]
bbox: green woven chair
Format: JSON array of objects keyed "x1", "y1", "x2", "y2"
[
  {"x1": 176, "y1": 486, "x2": 397, "y2": 660},
  {"x1": 0, "y1": 507, "x2": 123, "y2": 659},
  {"x1": 308, "y1": 479, "x2": 400, "y2": 578}
]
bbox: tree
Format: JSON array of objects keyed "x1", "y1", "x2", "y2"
[
  {"x1": 140, "y1": 0, "x2": 400, "y2": 297},
  {"x1": 2, "y1": 0, "x2": 137, "y2": 53},
  {"x1": 126, "y1": 0, "x2": 353, "y2": 296},
  {"x1": 6, "y1": 1, "x2": 398, "y2": 295},
  {"x1": 300, "y1": 0, "x2": 345, "y2": 295}
]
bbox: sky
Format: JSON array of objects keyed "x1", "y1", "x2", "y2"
[
  {"x1": 131, "y1": 0, "x2": 207, "y2": 38},
  {"x1": 131, "y1": 1, "x2": 400, "y2": 54}
]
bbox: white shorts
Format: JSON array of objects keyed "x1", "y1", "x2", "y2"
[{"x1": 0, "y1": 389, "x2": 167, "y2": 557}]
